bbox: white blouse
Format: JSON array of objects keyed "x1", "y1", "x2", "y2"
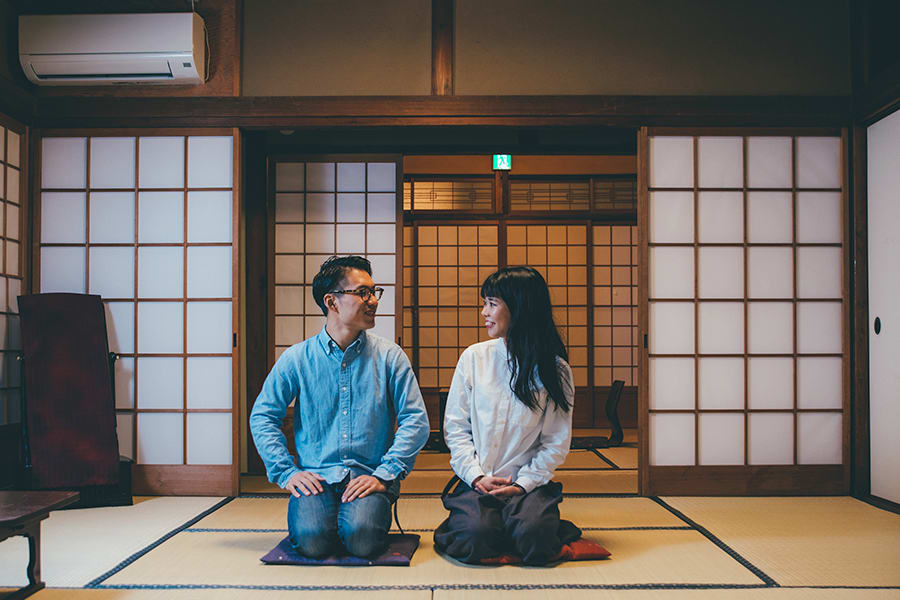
[{"x1": 443, "y1": 338, "x2": 574, "y2": 493}]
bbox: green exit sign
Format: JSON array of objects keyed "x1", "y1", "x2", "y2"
[{"x1": 493, "y1": 154, "x2": 512, "y2": 170}]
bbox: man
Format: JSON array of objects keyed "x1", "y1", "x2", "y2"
[{"x1": 250, "y1": 255, "x2": 429, "y2": 558}]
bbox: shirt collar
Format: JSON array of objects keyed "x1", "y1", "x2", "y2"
[{"x1": 317, "y1": 325, "x2": 367, "y2": 355}]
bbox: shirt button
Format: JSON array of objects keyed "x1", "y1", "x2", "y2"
[
  {"x1": 343, "y1": 434, "x2": 347, "y2": 438},
  {"x1": 343, "y1": 410, "x2": 347, "y2": 415},
  {"x1": 342, "y1": 363, "x2": 346, "y2": 368},
  {"x1": 342, "y1": 387, "x2": 346, "y2": 391}
]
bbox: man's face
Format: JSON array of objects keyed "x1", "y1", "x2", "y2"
[{"x1": 327, "y1": 268, "x2": 378, "y2": 331}]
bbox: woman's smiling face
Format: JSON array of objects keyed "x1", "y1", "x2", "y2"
[{"x1": 481, "y1": 295, "x2": 511, "y2": 338}]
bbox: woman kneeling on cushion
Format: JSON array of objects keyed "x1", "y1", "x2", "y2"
[{"x1": 434, "y1": 266, "x2": 581, "y2": 565}]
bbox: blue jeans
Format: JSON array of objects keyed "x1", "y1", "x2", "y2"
[{"x1": 287, "y1": 470, "x2": 400, "y2": 558}]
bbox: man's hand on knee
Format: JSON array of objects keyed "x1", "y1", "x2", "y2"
[
  {"x1": 285, "y1": 471, "x2": 326, "y2": 497},
  {"x1": 341, "y1": 474, "x2": 386, "y2": 503}
]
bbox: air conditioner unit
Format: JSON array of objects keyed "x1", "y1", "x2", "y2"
[{"x1": 19, "y1": 13, "x2": 206, "y2": 86}]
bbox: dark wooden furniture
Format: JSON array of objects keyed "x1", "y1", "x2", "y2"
[
  {"x1": 0, "y1": 490, "x2": 79, "y2": 600},
  {"x1": 571, "y1": 380, "x2": 625, "y2": 449}
]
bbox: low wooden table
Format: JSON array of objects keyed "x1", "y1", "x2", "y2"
[{"x1": 0, "y1": 491, "x2": 79, "y2": 600}]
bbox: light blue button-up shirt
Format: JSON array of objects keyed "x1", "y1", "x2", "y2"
[{"x1": 250, "y1": 327, "x2": 429, "y2": 489}]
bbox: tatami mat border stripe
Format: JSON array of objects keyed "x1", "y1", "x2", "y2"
[
  {"x1": 93, "y1": 583, "x2": 776, "y2": 591},
  {"x1": 84, "y1": 497, "x2": 235, "y2": 588},
  {"x1": 650, "y1": 497, "x2": 778, "y2": 587},
  {"x1": 237, "y1": 492, "x2": 642, "y2": 499},
  {"x1": 590, "y1": 448, "x2": 620, "y2": 469},
  {"x1": 183, "y1": 526, "x2": 694, "y2": 533}
]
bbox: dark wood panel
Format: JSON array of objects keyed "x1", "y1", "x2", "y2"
[
  {"x1": 850, "y1": 125, "x2": 870, "y2": 497},
  {"x1": 647, "y1": 465, "x2": 847, "y2": 496},
  {"x1": 431, "y1": 0, "x2": 453, "y2": 96},
  {"x1": 0, "y1": 76, "x2": 35, "y2": 124},
  {"x1": 31, "y1": 95, "x2": 853, "y2": 129},
  {"x1": 0, "y1": 423, "x2": 22, "y2": 488},
  {"x1": 133, "y1": 464, "x2": 234, "y2": 495}
]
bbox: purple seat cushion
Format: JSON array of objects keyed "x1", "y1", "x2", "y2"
[{"x1": 261, "y1": 534, "x2": 420, "y2": 566}]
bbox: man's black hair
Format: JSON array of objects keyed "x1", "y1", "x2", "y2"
[{"x1": 311, "y1": 255, "x2": 373, "y2": 315}]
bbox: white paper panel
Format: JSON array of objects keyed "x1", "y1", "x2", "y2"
[
  {"x1": 187, "y1": 137, "x2": 233, "y2": 188},
  {"x1": 137, "y1": 412, "x2": 183, "y2": 464},
  {"x1": 274, "y1": 347, "x2": 288, "y2": 361},
  {"x1": 304, "y1": 286, "x2": 318, "y2": 315},
  {"x1": 7, "y1": 315, "x2": 20, "y2": 350},
  {"x1": 187, "y1": 413, "x2": 232, "y2": 465},
  {"x1": 747, "y1": 302, "x2": 793, "y2": 354},
  {"x1": 275, "y1": 193, "x2": 304, "y2": 222},
  {"x1": 274, "y1": 285, "x2": 303, "y2": 315},
  {"x1": 275, "y1": 163, "x2": 304, "y2": 191},
  {"x1": 697, "y1": 137, "x2": 743, "y2": 188},
  {"x1": 139, "y1": 191, "x2": 184, "y2": 243},
  {"x1": 304, "y1": 315, "x2": 326, "y2": 337},
  {"x1": 0, "y1": 279, "x2": 7, "y2": 312},
  {"x1": 41, "y1": 192, "x2": 86, "y2": 243},
  {"x1": 797, "y1": 301, "x2": 842, "y2": 354},
  {"x1": 747, "y1": 247, "x2": 793, "y2": 298},
  {"x1": 367, "y1": 163, "x2": 396, "y2": 192},
  {"x1": 697, "y1": 191, "x2": 743, "y2": 243},
  {"x1": 0, "y1": 315, "x2": 7, "y2": 353},
  {"x1": 747, "y1": 137, "x2": 792, "y2": 188},
  {"x1": 186, "y1": 301, "x2": 232, "y2": 353},
  {"x1": 370, "y1": 317, "x2": 396, "y2": 342},
  {"x1": 0, "y1": 167, "x2": 5, "y2": 199},
  {"x1": 797, "y1": 412, "x2": 842, "y2": 464},
  {"x1": 7, "y1": 279, "x2": 20, "y2": 313},
  {"x1": 306, "y1": 193, "x2": 336, "y2": 222},
  {"x1": 105, "y1": 301, "x2": 135, "y2": 354},
  {"x1": 275, "y1": 224, "x2": 303, "y2": 253},
  {"x1": 375, "y1": 285, "x2": 395, "y2": 315},
  {"x1": 367, "y1": 193, "x2": 396, "y2": 222},
  {"x1": 649, "y1": 302, "x2": 694, "y2": 354},
  {"x1": 698, "y1": 247, "x2": 743, "y2": 298},
  {"x1": 115, "y1": 357, "x2": 135, "y2": 409},
  {"x1": 275, "y1": 255, "x2": 302, "y2": 284},
  {"x1": 187, "y1": 357, "x2": 232, "y2": 409},
  {"x1": 5, "y1": 241, "x2": 16, "y2": 277},
  {"x1": 336, "y1": 224, "x2": 366, "y2": 253},
  {"x1": 649, "y1": 192, "x2": 693, "y2": 243},
  {"x1": 337, "y1": 193, "x2": 366, "y2": 222},
  {"x1": 138, "y1": 137, "x2": 184, "y2": 189},
  {"x1": 138, "y1": 247, "x2": 183, "y2": 298},
  {"x1": 40, "y1": 247, "x2": 85, "y2": 293},
  {"x1": 6, "y1": 204, "x2": 18, "y2": 240},
  {"x1": 137, "y1": 302, "x2": 183, "y2": 354},
  {"x1": 649, "y1": 137, "x2": 693, "y2": 188},
  {"x1": 42, "y1": 138, "x2": 86, "y2": 189},
  {"x1": 90, "y1": 137, "x2": 135, "y2": 189},
  {"x1": 187, "y1": 191, "x2": 232, "y2": 243},
  {"x1": 137, "y1": 357, "x2": 183, "y2": 409},
  {"x1": 337, "y1": 162, "x2": 365, "y2": 192},
  {"x1": 698, "y1": 358, "x2": 744, "y2": 409},
  {"x1": 797, "y1": 357, "x2": 842, "y2": 409},
  {"x1": 796, "y1": 137, "x2": 841, "y2": 189},
  {"x1": 116, "y1": 413, "x2": 134, "y2": 460},
  {"x1": 698, "y1": 302, "x2": 744, "y2": 354},
  {"x1": 89, "y1": 192, "x2": 135, "y2": 243},
  {"x1": 796, "y1": 247, "x2": 842, "y2": 298},
  {"x1": 748, "y1": 412, "x2": 794, "y2": 465},
  {"x1": 649, "y1": 357, "x2": 694, "y2": 409},
  {"x1": 275, "y1": 315, "x2": 302, "y2": 346},
  {"x1": 650, "y1": 247, "x2": 693, "y2": 298},
  {"x1": 6, "y1": 167, "x2": 19, "y2": 203},
  {"x1": 797, "y1": 192, "x2": 842, "y2": 243},
  {"x1": 306, "y1": 224, "x2": 335, "y2": 253},
  {"x1": 747, "y1": 192, "x2": 793, "y2": 243},
  {"x1": 306, "y1": 163, "x2": 335, "y2": 192},
  {"x1": 650, "y1": 413, "x2": 695, "y2": 466},
  {"x1": 368, "y1": 254, "x2": 396, "y2": 285},
  {"x1": 0, "y1": 126, "x2": 5, "y2": 161},
  {"x1": 187, "y1": 246, "x2": 232, "y2": 298},
  {"x1": 7, "y1": 132, "x2": 18, "y2": 167},
  {"x1": 89, "y1": 247, "x2": 135, "y2": 299},
  {"x1": 367, "y1": 224, "x2": 396, "y2": 253},
  {"x1": 699, "y1": 413, "x2": 745, "y2": 465},
  {"x1": 748, "y1": 357, "x2": 793, "y2": 409}
]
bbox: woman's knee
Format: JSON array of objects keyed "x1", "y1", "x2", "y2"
[{"x1": 510, "y1": 520, "x2": 560, "y2": 564}]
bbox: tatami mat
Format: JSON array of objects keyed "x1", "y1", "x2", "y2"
[
  {"x1": 662, "y1": 497, "x2": 900, "y2": 587},
  {"x1": 434, "y1": 590, "x2": 900, "y2": 599},
  {"x1": 413, "y1": 449, "x2": 611, "y2": 470},
  {"x1": 595, "y1": 446, "x2": 639, "y2": 469},
  {"x1": 23, "y1": 590, "x2": 431, "y2": 599},
  {"x1": 0, "y1": 496, "x2": 225, "y2": 588},
  {"x1": 99, "y1": 529, "x2": 762, "y2": 588},
  {"x1": 190, "y1": 496, "x2": 682, "y2": 531}
]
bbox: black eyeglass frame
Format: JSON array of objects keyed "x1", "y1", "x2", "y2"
[{"x1": 329, "y1": 286, "x2": 384, "y2": 301}]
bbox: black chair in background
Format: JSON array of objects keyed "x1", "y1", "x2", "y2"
[
  {"x1": 570, "y1": 380, "x2": 625, "y2": 449},
  {"x1": 423, "y1": 391, "x2": 450, "y2": 452}
]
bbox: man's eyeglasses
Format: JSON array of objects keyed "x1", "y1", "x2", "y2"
[{"x1": 330, "y1": 287, "x2": 384, "y2": 301}]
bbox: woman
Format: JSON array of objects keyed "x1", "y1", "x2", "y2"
[{"x1": 434, "y1": 266, "x2": 581, "y2": 565}]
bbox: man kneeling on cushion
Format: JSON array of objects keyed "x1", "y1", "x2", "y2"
[{"x1": 250, "y1": 255, "x2": 429, "y2": 558}]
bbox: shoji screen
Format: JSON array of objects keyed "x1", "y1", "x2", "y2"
[
  {"x1": 0, "y1": 118, "x2": 24, "y2": 435},
  {"x1": 271, "y1": 160, "x2": 400, "y2": 362},
  {"x1": 38, "y1": 132, "x2": 238, "y2": 495},
  {"x1": 641, "y1": 130, "x2": 848, "y2": 495}
]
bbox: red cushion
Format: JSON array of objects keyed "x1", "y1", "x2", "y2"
[{"x1": 480, "y1": 537, "x2": 611, "y2": 565}]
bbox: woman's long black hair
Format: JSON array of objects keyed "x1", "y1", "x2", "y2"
[{"x1": 481, "y1": 266, "x2": 572, "y2": 413}]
